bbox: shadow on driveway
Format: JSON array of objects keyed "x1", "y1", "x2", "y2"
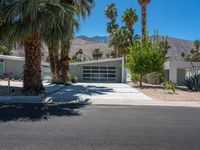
[
  {"x1": 0, "y1": 100, "x2": 90, "y2": 123},
  {"x1": 50, "y1": 83, "x2": 114, "y2": 103}
]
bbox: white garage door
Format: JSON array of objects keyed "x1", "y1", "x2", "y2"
[{"x1": 83, "y1": 66, "x2": 116, "y2": 82}]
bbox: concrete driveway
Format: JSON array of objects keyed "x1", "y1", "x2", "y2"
[{"x1": 51, "y1": 83, "x2": 153, "y2": 105}]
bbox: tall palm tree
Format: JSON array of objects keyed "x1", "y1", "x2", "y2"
[
  {"x1": 1, "y1": 0, "x2": 70, "y2": 94},
  {"x1": 122, "y1": 8, "x2": 138, "y2": 45},
  {"x1": 137, "y1": 0, "x2": 151, "y2": 40},
  {"x1": 105, "y1": 3, "x2": 119, "y2": 33},
  {"x1": 59, "y1": 0, "x2": 94, "y2": 84}
]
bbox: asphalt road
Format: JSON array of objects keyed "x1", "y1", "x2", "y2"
[{"x1": 0, "y1": 103, "x2": 200, "y2": 150}]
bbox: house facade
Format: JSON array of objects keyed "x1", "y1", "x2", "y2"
[
  {"x1": 0, "y1": 55, "x2": 126, "y2": 83},
  {"x1": 164, "y1": 59, "x2": 200, "y2": 85}
]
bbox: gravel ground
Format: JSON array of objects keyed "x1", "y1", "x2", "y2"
[{"x1": 130, "y1": 83, "x2": 200, "y2": 101}]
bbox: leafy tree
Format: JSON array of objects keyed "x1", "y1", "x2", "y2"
[
  {"x1": 127, "y1": 36, "x2": 165, "y2": 87},
  {"x1": 92, "y1": 48, "x2": 103, "y2": 60},
  {"x1": 121, "y1": 8, "x2": 138, "y2": 45},
  {"x1": 137, "y1": 0, "x2": 151, "y2": 40},
  {"x1": 0, "y1": 41, "x2": 11, "y2": 55}
]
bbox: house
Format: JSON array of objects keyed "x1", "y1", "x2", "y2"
[
  {"x1": 0, "y1": 55, "x2": 50, "y2": 80},
  {"x1": 164, "y1": 58, "x2": 200, "y2": 85},
  {"x1": 0, "y1": 55, "x2": 126, "y2": 83}
]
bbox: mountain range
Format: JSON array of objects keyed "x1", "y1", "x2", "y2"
[
  {"x1": 70, "y1": 35, "x2": 194, "y2": 60},
  {"x1": 12, "y1": 35, "x2": 195, "y2": 61}
]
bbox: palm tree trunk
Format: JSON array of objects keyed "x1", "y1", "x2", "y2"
[
  {"x1": 141, "y1": 4, "x2": 147, "y2": 40},
  {"x1": 23, "y1": 32, "x2": 43, "y2": 95},
  {"x1": 48, "y1": 43, "x2": 59, "y2": 83},
  {"x1": 60, "y1": 40, "x2": 70, "y2": 84}
]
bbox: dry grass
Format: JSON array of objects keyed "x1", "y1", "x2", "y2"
[{"x1": 130, "y1": 83, "x2": 200, "y2": 101}]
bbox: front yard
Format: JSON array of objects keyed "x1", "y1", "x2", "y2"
[{"x1": 130, "y1": 83, "x2": 200, "y2": 101}]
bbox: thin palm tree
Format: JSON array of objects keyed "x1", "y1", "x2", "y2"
[
  {"x1": 1, "y1": 0, "x2": 70, "y2": 94},
  {"x1": 122, "y1": 8, "x2": 138, "y2": 45},
  {"x1": 137, "y1": 0, "x2": 151, "y2": 40}
]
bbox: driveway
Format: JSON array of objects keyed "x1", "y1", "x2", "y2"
[{"x1": 50, "y1": 83, "x2": 153, "y2": 105}]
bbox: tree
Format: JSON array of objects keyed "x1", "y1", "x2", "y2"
[
  {"x1": 109, "y1": 27, "x2": 131, "y2": 57},
  {"x1": 127, "y1": 36, "x2": 165, "y2": 87},
  {"x1": 92, "y1": 48, "x2": 103, "y2": 60},
  {"x1": 105, "y1": 3, "x2": 119, "y2": 57},
  {"x1": 193, "y1": 39, "x2": 200, "y2": 51},
  {"x1": 0, "y1": 41, "x2": 11, "y2": 55},
  {"x1": 121, "y1": 8, "x2": 138, "y2": 45},
  {"x1": 137, "y1": 0, "x2": 151, "y2": 40},
  {"x1": 58, "y1": 0, "x2": 94, "y2": 84},
  {"x1": 1, "y1": 0, "x2": 70, "y2": 95},
  {"x1": 182, "y1": 40, "x2": 200, "y2": 74},
  {"x1": 105, "y1": 3, "x2": 118, "y2": 33}
]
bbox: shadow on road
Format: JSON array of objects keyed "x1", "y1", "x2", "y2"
[{"x1": 0, "y1": 100, "x2": 90, "y2": 123}]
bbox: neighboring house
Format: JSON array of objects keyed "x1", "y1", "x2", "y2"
[
  {"x1": 0, "y1": 55, "x2": 50, "y2": 80},
  {"x1": 164, "y1": 57, "x2": 200, "y2": 85},
  {"x1": 0, "y1": 55, "x2": 126, "y2": 83}
]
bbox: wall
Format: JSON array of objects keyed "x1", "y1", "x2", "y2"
[
  {"x1": 165, "y1": 60, "x2": 200, "y2": 85},
  {"x1": 4, "y1": 59, "x2": 24, "y2": 79}
]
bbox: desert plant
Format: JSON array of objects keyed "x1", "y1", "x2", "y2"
[
  {"x1": 163, "y1": 81, "x2": 176, "y2": 93},
  {"x1": 183, "y1": 74, "x2": 200, "y2": 91}
]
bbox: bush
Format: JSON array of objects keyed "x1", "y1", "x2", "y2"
[
  {"x1": 69, "y1": 75, "x2": 78, "y2": 83},
  {"x1": 183, "y1": 74, "x2": 200, "y2": 91},
  {"x1": 163, "y1": 81, "x2": 176, "y2": 93}
]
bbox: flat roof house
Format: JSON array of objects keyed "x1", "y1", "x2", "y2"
[
  {"x1": 164, "y1": 59, "x2": 200, "y2": 86},
  {"x1": 0, "y1": 55, "x2": 126, "y2": 83},
  {"x1": 0, "y1": 55, "x2": 50, "y2": 80}
]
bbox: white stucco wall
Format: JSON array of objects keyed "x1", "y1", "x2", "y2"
[{"x1": 165, "y1": 60, "x2": 200, "y2": 83}]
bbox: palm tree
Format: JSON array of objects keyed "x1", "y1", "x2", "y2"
[
  {"x1": 137, "y1": 0, "x2": 151, "y2": 40},
  {"x1": 105, "y1": 3, "x2": 119, "y2": 33},
  {"x1": 1, "y1": 0, "x2": 69, "y2": 94},
  {"x1": 122, "y1": 8, "x2": 138, "y2": 45},
  {"x1": 92, "y1": 48, "x2": 103, "y2": 60},
  {"x1": 193, "y1": 39, "x2": 200, "y2": 51},
  {"x1": 109, "y1": 27, "x2": 131, "y2": 57},
  {"x1": 58, "y1": 0, "x2": 94, "y2": 84}
]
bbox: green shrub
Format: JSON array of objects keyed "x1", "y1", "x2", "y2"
[
  {"x1": 69, "y1": 75, "x2": 78, "y2": 83},
  {"x1": 183, "y1": 74, "x2": 200, "y2": 91},
  {"x1": 163, "y1": 81, "x2": 176, "y2": 93}
]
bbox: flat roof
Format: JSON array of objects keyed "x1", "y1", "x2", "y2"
[
  {"x1": 0, "y1": 55, "x2": 24, "y2": 61},
  {"x1": 70, "y1": 57, "x2": 123, "y2": 65},
  {"x1": 0, "y1": 55, "x2": 123, "y2": 66}
]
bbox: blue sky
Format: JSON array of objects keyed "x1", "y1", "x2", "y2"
[{"x1": 76, "y1": 0, "x2": 200, "y2": 41}]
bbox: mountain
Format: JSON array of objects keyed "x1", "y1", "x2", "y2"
[
  {"x1": 12, "y1": 35, "x2": 195, "y2": 61},
  {"x1": 77, "y1": 35, "x2": 109, "y2": 43}
]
